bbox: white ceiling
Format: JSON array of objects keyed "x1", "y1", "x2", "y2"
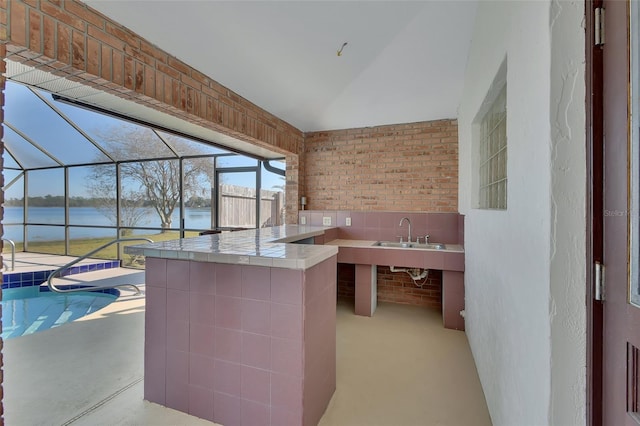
[{"x1": 86, "y1": 1, "x2": 477, "y2": 132}]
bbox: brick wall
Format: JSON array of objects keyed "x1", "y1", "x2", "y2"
[
  {"x1": 337, "y1": 263, "x2": 355, "y2": 300},
  {"x1": 0, "y1": 0, "x2": 305, "y2": 225},
  {"x1": 304, "y1": 120, "x2": 458, "y2": 212},
  {"x1": 376, "y1": 266, "x2": 441, "y2": 309},
  {"x1": 337, "y1": 264, "x2": 442, "y2": 309},
  {"x1": 286, "y1": 152, "x2": 302, "y2": 224}
]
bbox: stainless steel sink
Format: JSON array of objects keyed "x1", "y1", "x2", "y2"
[
  {"x1": 375, "y1": 241, "x2": 413, "y2": 248},
  {"x1": 374, "y1": 241, "x2": 446, "y2": 250}
]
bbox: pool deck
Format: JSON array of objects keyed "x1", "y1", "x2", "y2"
[
  {"x1": 3, "y1": 252, "x2": 116, "y2": 274},
  {"x1": 2, "y1": 255, "x2": 491, "y2": 426}
]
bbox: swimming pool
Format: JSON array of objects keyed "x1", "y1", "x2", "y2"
[{"x1": 2, "y1": 286, "x2": 119, "y2": 340}]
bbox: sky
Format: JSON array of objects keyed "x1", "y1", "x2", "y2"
[{"x1": 3, "y1": 81, "x2": 285, "y2": 199}]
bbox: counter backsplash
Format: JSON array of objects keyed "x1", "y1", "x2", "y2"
[{"x1": 298, "y1": 210, "x2": 464, "y2": 245}]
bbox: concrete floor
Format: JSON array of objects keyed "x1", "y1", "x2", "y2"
[
  {"x1": 3, "y1": 266, "x2": 491, "y2": 426},
  {"x1": 321, "y1": 300, "x2": 491, "y2": 426}
]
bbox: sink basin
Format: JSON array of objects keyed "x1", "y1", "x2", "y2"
[
  {"x1": 375, "y1": 241, "x2": 414, "y2": 248},
  {"x1": 415, "y1": 242, "x2": 447, "y2": 250},
  {"x1": 374, "y1": 241, "x2": 446, "y2": 250}
]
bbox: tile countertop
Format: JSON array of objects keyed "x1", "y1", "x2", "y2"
[
  {"x1": 124, "y1": 225, "x2": 339, "y2": 270},
  {"x1": 325, "y1": 239, "x2": 465, "y2": 253}
]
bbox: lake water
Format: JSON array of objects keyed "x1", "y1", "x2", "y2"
[{"x1": 2, "y1": 207, "x2": 214, "y2": 242}]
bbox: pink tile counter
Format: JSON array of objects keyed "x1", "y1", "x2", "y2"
[{"x1": 126, "y1": 226, "x2": 338, "y2": 426}]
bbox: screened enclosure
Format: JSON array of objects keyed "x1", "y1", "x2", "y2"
[{"x1": 2, "y1": 80, "x2": 286, "y2": 266}]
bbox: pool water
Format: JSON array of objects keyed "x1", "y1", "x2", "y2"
[{"x1": 1, "y1": 286, "x2": 118, "y2": 340}]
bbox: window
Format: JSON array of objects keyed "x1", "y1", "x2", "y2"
[
  {"x1": 478, "y1": 85, "x2": 507, "y2": 209},
  {"x1": 2, "y1": 78, "x2": 286, "y2": 265}
]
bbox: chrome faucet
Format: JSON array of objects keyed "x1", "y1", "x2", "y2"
[{"x1": 399, "y1": 217, "x2": 412, "y2": 243}]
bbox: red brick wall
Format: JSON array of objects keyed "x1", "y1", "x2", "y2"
[
  {"x1": 286, "y1": 151, "x2": 302, "y2": 224},
  {"x1": 377, "y1": 266, "x2": 441, "y2": 309},
  {"x1": 337, "y1": 264, "x2": 442, "y2": 309},
  {"x1": 337, "y1": 263, "x2": 355, "y2": 300},
  {"x1": 304, "y1": 120, "x2": 458, "y2": 212}
]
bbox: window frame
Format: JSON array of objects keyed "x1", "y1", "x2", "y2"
[{"x1": 478, "y1": 85, "x2": 507, "y2": 210}]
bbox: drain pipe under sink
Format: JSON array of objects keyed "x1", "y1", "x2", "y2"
[{"x1": 389, "y1": 266, "x2": 430, "y2": 286}]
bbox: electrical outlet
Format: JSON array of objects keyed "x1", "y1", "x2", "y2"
[
  {"x1": 300, "y1": 216, "x2": 306, "y2": 225},
  {"x1": 322, "y1": 217, "x2": 332, "y2": 226},
  {"x1": 345, "y1": 217, "x2": 352, "y2": 226}
]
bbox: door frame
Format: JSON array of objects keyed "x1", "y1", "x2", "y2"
[
  {"x1": 213, "y1": 166, "x2": 261, "y2": 229},
  {"x1": 586, "y1": 0, "x2": 604, "y2": 424}
]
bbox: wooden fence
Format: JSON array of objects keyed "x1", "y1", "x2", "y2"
[{"x1": 216, "y1": 184, "x2": 284, "y2": 228}]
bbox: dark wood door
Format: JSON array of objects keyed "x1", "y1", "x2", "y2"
[{"x1": 601, "y1": 1, "x2": 640, "y2": 424}]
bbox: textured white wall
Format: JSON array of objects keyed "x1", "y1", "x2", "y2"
[
  {"x1": 459, "y1": 0, "x2": 586, "y2": 424},
  {"x1": 548, "y1": 1, "x2": 586, "y2": 424}
]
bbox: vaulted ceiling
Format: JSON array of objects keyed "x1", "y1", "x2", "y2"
[{"x1": 85, "y1": 1, "x2": 477, "y2": 133}]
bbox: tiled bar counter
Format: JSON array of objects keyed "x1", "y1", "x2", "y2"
[{"x1": 126, "y1": 226, "x2": 338, "y2": 426}]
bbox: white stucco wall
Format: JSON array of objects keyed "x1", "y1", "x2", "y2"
[
  {"x1": 548, "y1": 1, "x2": 587, "y2": 424},
  {"x1": 458, "y1": 1, "x2": 586, "y2": 425}
]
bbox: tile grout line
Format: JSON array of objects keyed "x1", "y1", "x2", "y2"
[{"x1": 61, "y1": 376, "x2": 144, "y2": 426}]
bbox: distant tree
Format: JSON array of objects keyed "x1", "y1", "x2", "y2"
[
  {"x1": 86, "y1": 165, "x2": 150, "y2": 233},
  {"x1": 5, "y1": 196, "x2": 123, "y2": 208},
  {"x1": 87, "y1": 126, "x2": 213, "y2": 231},
  {"x1": 185, "y1": 195, "x2": 211, "y2": 208},
  {"x1": 17, "y1": 195, "x2": 66, "y2": 207}
]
